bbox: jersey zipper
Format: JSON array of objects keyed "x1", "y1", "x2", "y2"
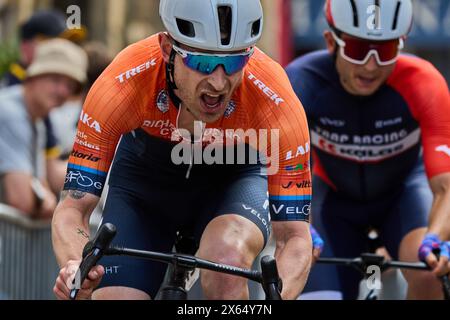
[
  {"x1": 175, "y1": 104, "x2": 205, "y2": 180},
  {"x1": 186, "y1": 136, "x2": 194, "y2": 179},
  {"x1": 357, "y1": 99, "x2": 367, "y2": 201}
]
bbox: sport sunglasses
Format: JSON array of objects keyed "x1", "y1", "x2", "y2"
[
  {"x1": 172, "y1": 44, "x2": 254, "y2": 76},
  {"x1": 331, "y1": 31, "x2": 404, "y2": 66}
]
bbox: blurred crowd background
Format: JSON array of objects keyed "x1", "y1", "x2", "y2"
[
  {"x1": 1, "y1": 0, "x2": 449, "y2": 80},
  {"x1": 0, "y1": 0, "x2": 448, "y2": 300}
]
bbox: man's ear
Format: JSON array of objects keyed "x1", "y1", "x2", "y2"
[
  {"x1": 323, "y1": 30, "x2": 336, "y2": 55},
  {"x1": 159, "y1": 32, "x2": 172, "y2": 63}
]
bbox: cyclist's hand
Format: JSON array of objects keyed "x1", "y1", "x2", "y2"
[
  {"x1": 310, "y1": 225, "x2": 324, "y2": 263},
  {"x1": 418, "y1": 234, "x2": 450, "y2": 277},
  {"x1": 53, "y1": 260, "x2": 105, "y2": 300}
]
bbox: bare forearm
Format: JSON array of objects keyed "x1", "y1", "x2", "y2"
[
  {"x1": 274, "y1": 236, "x2": 312, "y2": 300},
  {"x1": 427, "y1": 192, "x2": 450, "y2": 239},
  {"x1": 427, "y1": 174, "x2": 450, "y2": 240},
  {"x1": 52, "y1": 207, "x2": 91, "y2": 266},
  {"x1": 52, "y1": 191, "x2": 98, "y2": 267}
]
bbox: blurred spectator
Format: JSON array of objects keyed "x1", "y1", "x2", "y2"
[
  {"x1": 1, "y1": 9, "x2": 86, "y2": 87},
  {"x1": 2, "y1": 10, "x2": 86, "y2": 86},
  {"x1": 0, "y1": 9, "x2": 87, "y2": 172},
  {"x1": 50, "y1": 41, "x2": 113, "y2": 159},
  {"x1": 0, "y1": 39, "x2": 88, "y2": 220},
  {"x1": 83, "y1": 41, "x2": 113, "y2": 96}
]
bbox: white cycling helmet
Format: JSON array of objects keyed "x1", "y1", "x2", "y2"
[
  {"x1": 159, "y1": 0, "x2": 263, "y2": 52},
  {"x1": 325, "y1": 0, "x2": 413, "y2": 40}
]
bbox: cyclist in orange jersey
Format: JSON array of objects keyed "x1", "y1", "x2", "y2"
[{"x1": 52, "y1": 0, "x2": 313, "y2": 300}]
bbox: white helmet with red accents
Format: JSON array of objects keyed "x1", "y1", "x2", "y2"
[
  {"x1": 325, "y1": 0, "x2": 413, "y2": 40},
  {"x1": 159, "y1": 0, "x2": 263, "y2": 52}
]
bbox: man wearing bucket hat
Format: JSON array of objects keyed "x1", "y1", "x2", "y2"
[
  {"x1": 0, "y1": 38, "x2": 87, "y2": 220},
  {"x1": 1, "y1": 9, "x2": 88, "y2": 163}
]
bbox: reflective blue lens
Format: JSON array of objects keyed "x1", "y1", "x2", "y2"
[{"x1": 182, "y1": 53, "x2": 251, "y2": 75}]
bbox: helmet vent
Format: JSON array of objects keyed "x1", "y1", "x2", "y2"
[
  {"x1": 349, "y1": 0, "x2": 359, "y2": 27},
  {"x1": 176, "y1": 18, "x2": 196, "y2": 38},
  {"x1": 218, "y1": 6, "x2": 232, "y2": 46},
  {"x1": 392, "y1": 1, "x2": 402, "y2": 30},
  {"x1": 251, "y1": 19, "x2": 261, "y2": 38}
]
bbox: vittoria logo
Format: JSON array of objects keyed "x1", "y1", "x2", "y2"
[{"x1": 156, "y1": 90, "x2": 169, "y2": 114}]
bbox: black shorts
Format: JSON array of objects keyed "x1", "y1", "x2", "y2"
[
  {"x1": 96, "y1": 130, "x2": 270, "y2": 297},
  {"x1": 304, "y1": 159, "x2": 431, "y2": 299}
]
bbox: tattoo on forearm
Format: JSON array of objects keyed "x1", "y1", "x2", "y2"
[
  {"x1": 60, "y1": 190, "x2": 87, "y2": 201},
  {"x1": 77, "y1": 228, "x2": 90, "y2": 239},
  {"x1": 70, "y1": 190, "x2": 87, "y2": 200}
]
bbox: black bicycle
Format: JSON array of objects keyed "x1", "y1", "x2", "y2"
[
  {"x1": 69, "y1": 223, "x2": 283, "y2": 300},
  {"x1": 317, "y1": 253, "x2": 450, "y2": 300}
]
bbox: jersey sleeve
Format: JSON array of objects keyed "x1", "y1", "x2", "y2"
[
  {"x1": 248, "y1": 55, "x2": 312, "y2": 222},
  {"x1": 388, "y1": 57, "x2": 450, "y2": 179},
  {"x1": 64, "y1": 43, "x2": 149, "y2": 197}
]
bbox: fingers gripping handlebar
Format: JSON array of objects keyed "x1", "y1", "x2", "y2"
[{"x1": 69, "y1": 223, "x2": 116, "y2": 300}]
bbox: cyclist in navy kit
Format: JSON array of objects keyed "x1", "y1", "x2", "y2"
[{"x1": 287, "y1": 0, "x2": 450, "y2": 299}]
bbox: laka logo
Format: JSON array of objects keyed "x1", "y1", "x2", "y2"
[
  {"x1": 286, "y1": 143, "x2": 310, "y2": 160},
  {"x1": 79, "y1": 111, "x2": 101, "y2": 133}
]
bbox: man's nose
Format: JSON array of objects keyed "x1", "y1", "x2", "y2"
[
  {"x1": 207, "y1": 65, "x2": 228, "y2": 91},
  {"x1": 364, "y1": 54, "x2": 380, "y2": 72}
]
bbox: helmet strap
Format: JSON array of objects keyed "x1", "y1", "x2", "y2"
[
  {"x1": 166, "y1": 48, "x2": 182, "y2": 109},
  {"x1": 330, "y1": 27, "x2": 342, "y2": 63}
]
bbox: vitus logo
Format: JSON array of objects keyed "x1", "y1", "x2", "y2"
[{"x1": 282, "y1": 180, "x2": 311, "y2": 189}]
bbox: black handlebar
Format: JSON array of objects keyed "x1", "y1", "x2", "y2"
[
  {"x1": 317, "y1": 252, "x2": 450, "y2": 300},
  {"x1": 70, "y1": 223, "x2": 282, "y2": 300},
  {"x1": 432, "y1": 248, "x2": 450, "y2": 300},
  {"x1": 69, "y1": 223, "x2": 116, "y2": 300},
  {"x1": 317, "y1": 253, "x2": 429, "y2": 273},
  {"x1": 260, "y1": 256, "x2": 283, "y2": 300}
]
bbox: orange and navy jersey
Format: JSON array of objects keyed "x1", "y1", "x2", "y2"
[
  {"x1": 286, "y1": 51, "x2": 450, "y2": 201},
  {"x1": 64, "y1": 34, "x2": 312, "y2": 221}
]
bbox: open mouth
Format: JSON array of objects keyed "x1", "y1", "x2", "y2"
[
  {"x1": 200, "y1": 93, "x2": 225, "y2": 112},
  {"x1": 356, "y1": 75, "x2": 377, "y2": 87}
]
